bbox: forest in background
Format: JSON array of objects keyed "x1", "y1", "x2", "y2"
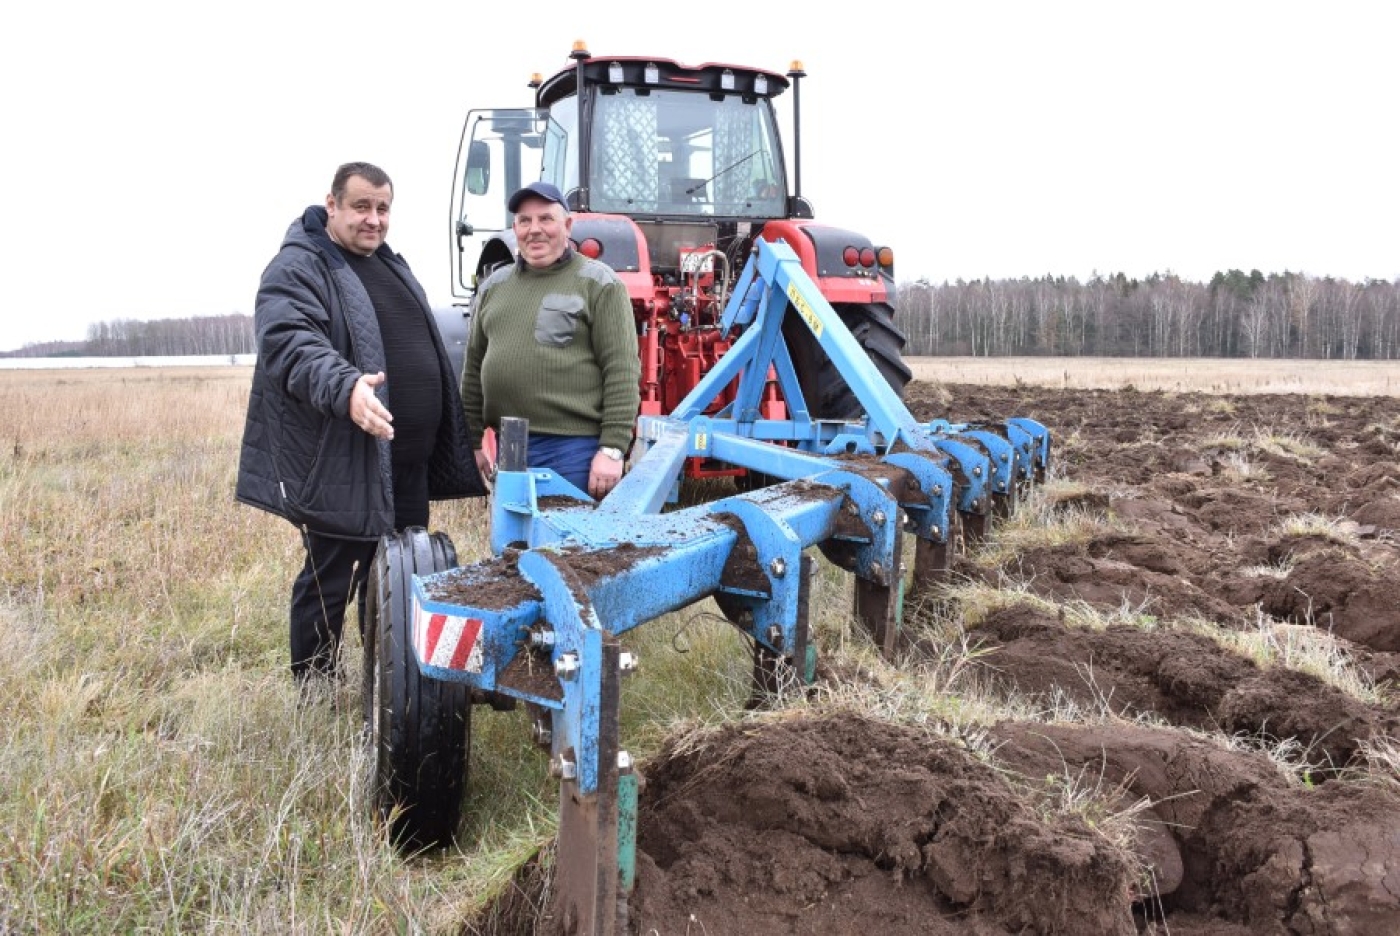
[
  {"x1": 6, "y1": 269, "x2": 1400, "y2": 360},
  {"x1": 3, "y1": 314, "x2": 256, "y2": 359},
  {"x1": 898, "y1": 269, "x2": 1400, "y2": 359}
]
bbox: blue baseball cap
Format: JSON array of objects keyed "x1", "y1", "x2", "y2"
[{"x1": 507, "y1": 181, "x2": 569, "y2": 212}]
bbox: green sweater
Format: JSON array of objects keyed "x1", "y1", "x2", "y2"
[{"x1": 462, "y1": 251, "x2": 641, "y2": 453}]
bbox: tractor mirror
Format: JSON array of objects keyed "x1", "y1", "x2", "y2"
[{"x1": 466, "y1": 141, "x2": 491, "y2": 195}]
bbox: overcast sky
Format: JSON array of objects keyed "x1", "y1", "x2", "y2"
[{"x1": 3, "y1": 1, "x2": 1396, "y2": 350}]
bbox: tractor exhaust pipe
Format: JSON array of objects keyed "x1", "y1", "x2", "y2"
[
  {"x1": 787, "y1": 60, "x2": 806, "y2": 215},
  {"x1": 572, "y1": 40, "x2": 591, "y2": 212}
]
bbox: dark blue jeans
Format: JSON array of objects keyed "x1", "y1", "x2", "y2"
[{"x1": 528, "y1": 432, "x2": 599, "y2": 494}]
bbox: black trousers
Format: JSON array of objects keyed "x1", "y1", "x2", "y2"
[{"x1": 288, "y1": 462, "x2": 429, "y2": 681}]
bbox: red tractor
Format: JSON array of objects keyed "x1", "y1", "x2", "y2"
[{"x1": 441, "y1": 41, "x2": 911, "y2": 476}]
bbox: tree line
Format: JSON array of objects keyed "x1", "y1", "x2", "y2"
[
  {"x1": 4, "y1": 314, "x2": 258, "y2": 358},
  {"x1": 83, "y1": 314, "x2": 258, "y2": 357},
  {"x1": 8, "y1": 269, "x2": 1400, "y2": 360},
  {"x1": 896, "y1": 270, "x2": 1400, "y2": 359}
]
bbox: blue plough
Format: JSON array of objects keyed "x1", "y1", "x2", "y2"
[{"x1": 372, "y1": 237, "x2": 1050, "y2": 932}]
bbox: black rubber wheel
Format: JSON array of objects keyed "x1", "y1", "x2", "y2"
[
  {"x1": 363, "y1": 526, "x2": 470, "y2": 852},
  {"x1": 782, "y1": 300, "x2": 912, "y2": 419}
]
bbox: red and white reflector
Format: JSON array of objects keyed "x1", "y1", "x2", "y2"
[{"x1": 413, "y1": 600, "x2": 485, "y2": 673}]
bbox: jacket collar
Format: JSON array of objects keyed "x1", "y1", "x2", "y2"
[
  {"x1": 514, "y1": 246, "x2": 576, "y2": 274},
  {"x1": 295, "y1": 205, "x2": 396, "y2": 270}
]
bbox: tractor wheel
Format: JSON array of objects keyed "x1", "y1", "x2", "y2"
[
  {"x1": 782, "y1": 300, "x2": 912, "y2": 419},
  {"x1": 363, "y1": 527, "x2": 470, "y2": 852}
]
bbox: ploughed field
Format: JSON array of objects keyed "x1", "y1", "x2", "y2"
[{"x1": 496, "y1": 382, "x2": 1400, "y2": 935}]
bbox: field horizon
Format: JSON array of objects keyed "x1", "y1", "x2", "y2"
[
  {"x1": 905, "y1": 355, "x2": 1400, "y2": 396},
  {"x1": 6, "y1": 354, "x2": 1398, "y2": 395}
]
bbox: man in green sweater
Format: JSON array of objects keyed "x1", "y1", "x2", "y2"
[{"x1": 461, "y1": 181, "x2": 641, "y2": 500}]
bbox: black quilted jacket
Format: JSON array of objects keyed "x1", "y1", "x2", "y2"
[{"x1": 235, "y1": 206, "x2": 484, "y2": 539}]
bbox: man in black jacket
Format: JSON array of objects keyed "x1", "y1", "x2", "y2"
[{"x1": 236, "y1": 161, "x2": 485, "y2": 685}]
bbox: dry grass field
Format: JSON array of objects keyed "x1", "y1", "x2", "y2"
[
  {"x1": 1, "y1": 360, "x2": 1396, "y2": 933},
  {"x1": 906, "y1": 356, "x2": 1400, "y2": 396},
  {"x1": 0, "y1": 367, "x2": 505, "y2": 932},
  {"x1": 0, "y1": 365, "x2": 762, "y2": 933}
]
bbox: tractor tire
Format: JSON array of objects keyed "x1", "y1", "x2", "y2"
[
  {"x1": 782, "y1": 301, "x2": 912, "y2": 419},
  {"x1": 363, "y1": 527, "x2": 470, "y2": 852}
]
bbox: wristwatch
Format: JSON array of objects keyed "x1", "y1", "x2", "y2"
[{"x1": 598, "y1": 446, "x2": 624, "y2": 462}]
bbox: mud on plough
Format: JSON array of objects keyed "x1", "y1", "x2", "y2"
[{"x1": 363, "y1": 238, "x2": 1050, "y2": 932}]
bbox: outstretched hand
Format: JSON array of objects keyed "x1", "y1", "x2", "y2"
[{"x1": 350, "y1": 372, "x2": 394, "y2": 440}]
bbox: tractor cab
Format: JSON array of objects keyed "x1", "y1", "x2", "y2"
[
  {"x1": 450, "y1": 50, "x2": 806, "y2": 299},
  {"x1": 444, "y1": 43, "x2": 902, "y2": 430}
]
